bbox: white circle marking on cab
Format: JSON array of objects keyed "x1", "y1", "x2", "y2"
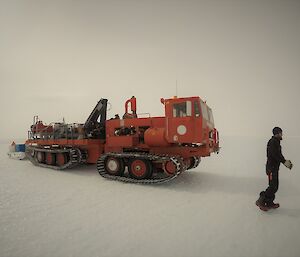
[{"x1": 177, "y1": 125, "x2": 187, "y2": 135}]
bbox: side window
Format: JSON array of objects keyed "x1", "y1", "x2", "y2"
[
  {"x1": 194, "y1": 101, "x2": 200, "y2": 117},
  {"x1": 173, "y1": 101, "x2": 192, "y2": 117}
]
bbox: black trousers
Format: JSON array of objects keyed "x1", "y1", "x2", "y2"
[{"x1": 260, "y1": 170, "x2": 279, "y2": 204}]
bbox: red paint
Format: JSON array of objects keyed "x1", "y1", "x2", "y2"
[
  {"x1": 26, "y1": 96, "x2": 219, "y2": 167},
  {"x1": 56, "y1": 153, "x2": 66, "y2": 166}
]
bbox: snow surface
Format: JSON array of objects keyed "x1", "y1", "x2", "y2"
[{"x1": 0, "y1": 136, "x2": 300, "y2": 257}]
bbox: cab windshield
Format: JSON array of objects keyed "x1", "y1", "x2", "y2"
[
  {"x1": 173, "y1": 101, "x2": 192, "y2": 117},
  {"x1": 200, "y1": 100, "x2": 209, "y2": 120},
  {"x1": 207, "y1": 107, "x2": 214, "y2": 124},
  {"x1": 200, "y1": 101, "x2": 214, "y2": 125}
]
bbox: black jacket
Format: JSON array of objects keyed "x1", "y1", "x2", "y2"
[{"x1": 266, "y1": 136, "x2": 286, "y2": 171}]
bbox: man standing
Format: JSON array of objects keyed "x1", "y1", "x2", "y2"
[{"x1": 256, "y1": 127, "x2": 293, "y2": 211}]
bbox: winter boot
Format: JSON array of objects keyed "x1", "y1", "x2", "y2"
[
  {"x1": 255, "y1": 193, "x2": 269, "y2": 211},
  {"x1": 266, "y1": 202, "x2": 280, "y2": 209}
]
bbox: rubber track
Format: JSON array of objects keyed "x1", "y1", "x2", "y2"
[
  {"x1": 25, "y1": 145, "x2": 83, "y2": 170},
  {"x1": 96, "y1": 152, "x2": 187, "y2": 184}
]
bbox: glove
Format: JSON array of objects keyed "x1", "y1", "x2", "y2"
[{"x1": 284, "y1": 160, "x2": 293, "y2": 169}]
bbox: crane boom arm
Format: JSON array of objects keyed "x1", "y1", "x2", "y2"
[{"x1": 83, "y1": 98, "x2": 108, "y2": 136}]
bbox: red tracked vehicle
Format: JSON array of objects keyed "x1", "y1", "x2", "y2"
[{"x1": 25, "y1": 96, "x2": 219, "y2": 184}]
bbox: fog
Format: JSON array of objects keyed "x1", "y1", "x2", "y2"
[{"x1": 0, "y1": 0, "x2": 300, "y2": 141}]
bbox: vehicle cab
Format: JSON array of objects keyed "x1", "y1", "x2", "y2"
[{"x1": 162, "y1": 96, "x2": 219, "y2": 151}]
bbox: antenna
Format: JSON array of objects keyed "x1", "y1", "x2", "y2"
[{"x1": 176, "y1": 79, "x2": 178, "y2": 97}]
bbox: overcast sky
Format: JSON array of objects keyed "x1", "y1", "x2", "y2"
[{"x1": 0, "y1": 0, "x2": 299, "y2": 141}]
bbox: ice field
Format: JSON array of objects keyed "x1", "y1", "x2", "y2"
[{"x1": 1, "y1": 136, "x2": 299, "y2": 257}]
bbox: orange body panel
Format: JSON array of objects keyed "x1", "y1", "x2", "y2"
[
  {"x1": 144, "y1": 128, "x2": 169, "y2": 146},
  {"x1": 106, "y1": 136, "x2": 139, "y2": 148}
]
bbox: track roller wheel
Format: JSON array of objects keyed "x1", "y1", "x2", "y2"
[
  {"x1": 104, "y1": 156, "x2": 125, "y2": 176},
  {"x1": 187, "y1": 156, "x2": 201, "y2": 170},
  {"x1": 45, "y1": 152, "x2": 55, "y2": 165},
  {"x1": 186, "y1": 157, "x2": 195, "y2": 170},
  {"x1": 35, "y1": 151, "x2": 45, "y2": 163},
  {"x1": 128, "y1": 158, "x2": 152, "y2": 179},
  {"x1": 56, "y1": 153, "x2": 67, "y2": 167},
  {"x1": 164, "y1": 160, "x2": 177, "y2": 175}
]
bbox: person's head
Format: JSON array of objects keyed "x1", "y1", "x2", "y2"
[{"x1": 272, "y1": 127, "x2": 283, "y2": 140}]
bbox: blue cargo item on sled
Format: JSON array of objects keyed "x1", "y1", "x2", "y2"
[{"x1": 15, "y1": 144, "x2": 26, "y2": 152}]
